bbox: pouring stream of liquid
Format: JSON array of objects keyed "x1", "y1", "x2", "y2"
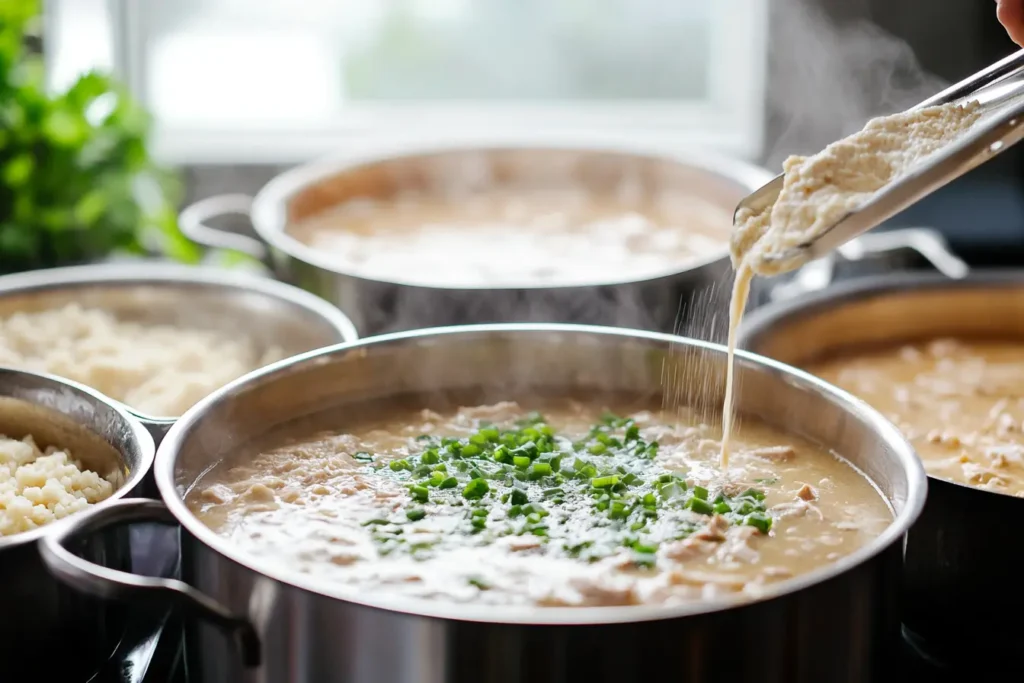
[{"x1": 720, "y1": 261, "x2": 754, "y2": 469}]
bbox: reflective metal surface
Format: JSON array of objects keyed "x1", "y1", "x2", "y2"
[
  {"x1": 737, "y1": 48, "x2": 1024, "y2": 271},
  {"x1": 0, "y1": 262, "x2": 359, "y2": 427},
  {"x1": 0, "y1": 368, "x2": 155, "y2": 679},
  {"x1": 179, "y1": 140, "x2": 772, "y2": 336},
  {"x1": 738, "y1": 272, "x2": 1024, "y2": 664},
  {"x1": 43, "y1": 325, "x2": 924, "y2": 683}
]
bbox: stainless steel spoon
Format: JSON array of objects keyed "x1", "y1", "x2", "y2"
[{"x1": 738, "y1": 48, "x2": 1024, "y2": 272}]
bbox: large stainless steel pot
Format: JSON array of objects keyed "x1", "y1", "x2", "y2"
[
  {"x1": 0, "y1": 368, "x2": 155, "y2": 679},
  {"x1": 179, "y1": 140, "x2": 772, "y2": 337},
  {"x1": 40, "y1": 325, "x2": 925, "y2": 683},
  {"x1": 0, "y1": 262, "x2": 359, "y2": 443},
  {"x1": 737, "y1": 271, "x2": 1024, "y2": 667}
]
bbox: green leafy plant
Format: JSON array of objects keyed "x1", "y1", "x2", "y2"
[{"x1": 0, "y1": 0, "x2": 199, "y2": 272}]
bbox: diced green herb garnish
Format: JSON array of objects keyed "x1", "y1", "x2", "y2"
[{"x1": 463, "y1": 478, "x2": 490, "y2": 500}]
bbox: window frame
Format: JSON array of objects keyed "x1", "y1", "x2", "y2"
[{"x1": 101, "y1": 0, "x2": 768, "y2": 165}]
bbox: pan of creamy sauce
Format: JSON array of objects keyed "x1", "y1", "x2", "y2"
[
  {"x1": 738, "y1": 271, "x2": 1024, "y2": 667},
  {"x1": 177, "y1": 139, "x2": 772, "y2": 335},
  {"x1": 39, "y1": 325, "x2": 924, "y2": 683}
]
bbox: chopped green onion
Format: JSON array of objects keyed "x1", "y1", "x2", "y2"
[
  {"x1": 745, "y1": 512, "x2": 773, "y2": 534},
  {"x1": 406, "y1": 508, "x2": 426, "y2": 521},
  {"x1": 439, "y1": 476, "x2": 458, "y2": 489},
  {"x1": 513, "y1": 455, "x2": 531, "y2": 470},
  {"x1": 587, "y1": 442, "x2": 607, "y2": 455},
  {"x1": 461, "y1": 444, "x2": 482, "y2": 458},
  {"x1": 509, "y1": 488, "x2": 529, "y2": 506},
  {"x1": 463, "y1": 478, "x2": 490, "y2": 500},
  {"x1": 409, "y1": 485, "x2": 429, "y2": 503},
  {"x1": 529, "y1": 463, "x2": 552, "y2": 479},
  {"x1": 420, "y1": 450, "x2": 440, "y2": 465},
  {"x1": 591, "y1": 475, "x2": 620, "y2": 489},
  {"x1": 688, "y1": 498, "x2": 714, "y2": 515},
  {"x1": 692, "y1": 486, "x2": 709, "y2": 501},
  {"x1": 389, "y1": 459, "x2": 411, "y2": 472},
  {"x1": 493, "y1": 445, "x2": 513, "y2": 464}
]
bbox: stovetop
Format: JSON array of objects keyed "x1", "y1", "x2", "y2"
[{"x1": 85, "y1": 239, "x2": 1009, "y2": 683}]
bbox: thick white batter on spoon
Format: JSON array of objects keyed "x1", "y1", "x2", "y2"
[{"x1": 720, "y1": 101, "x2": 982, "y2": 466}]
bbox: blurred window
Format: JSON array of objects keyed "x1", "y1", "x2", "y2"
[{"x1": 47, "y1": 0, "x2": 768, "y2": 164}]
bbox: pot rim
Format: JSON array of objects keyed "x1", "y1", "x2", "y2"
[
  {"x1": 0, "y1": 261, "x2": 360, "y2": 423},
  {"x1": 738, "y1": 268, "x2": 1024, "y2": 501},
  {"x1": 0, "y1": 367, "x2": 155, "y2": 550},
  {"x1": 155, "y1": 323, "x2": 926, "y2": 626},
  {"x1": 247, "y1": 136, "x2": 772, "y2": 290}
]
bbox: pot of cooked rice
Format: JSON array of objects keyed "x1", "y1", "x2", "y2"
[
  {"x1": 41, "y1": 325, "x2": 924, "y2": 683},
  {"x1": 737, "y1": 271, "x2": 1024, "y2": 668},
  {"x1": 0, "y1": 262, "x2": 359, "y2": 443},
  {"x1": 0, "y1": 367, "x2": 154, "y2": 678},
  {"x1": 179, "y1": 137, "x2": 771, "y2": 337}
]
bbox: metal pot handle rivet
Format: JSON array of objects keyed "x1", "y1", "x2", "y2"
[
  {"x1": 178, "y1": 193, "x2": 267, "y2": 262},
  {"x1": 39, "y1": 497, "x2": 261, "y2": 668}
]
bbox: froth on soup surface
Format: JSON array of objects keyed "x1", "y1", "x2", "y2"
[
  {"x1": 286, "y1": 186, "x2": 731, "y2": 288},
  {"x1": 808, "y1": 338, "x2": 1024, "y2": 497},
  {"x1": 191, "y1": 398, "x2": 890, "y2": 608}
]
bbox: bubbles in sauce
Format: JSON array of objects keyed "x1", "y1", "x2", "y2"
[
  {"x1": 191, "y1": 400, "x2": 890, "y2": 608},
  {"x1": 286, "y1": 186, "x2": 730, "y2": 288},
  {"x1": 809, "y1": 338, "x2": 1024, "y2": 497}
]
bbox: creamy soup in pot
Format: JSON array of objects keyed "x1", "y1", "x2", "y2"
[
  {"x1": 191, "y1": 399, "x2": 890, "y2": 607},
  {"x1": 808, "y1": 338, "x2": 1024, "y2": 497},
  {"x1": 286, "y1": 186, "x2": 731, "y2": 288}
]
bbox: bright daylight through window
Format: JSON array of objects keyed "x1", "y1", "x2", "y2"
[{"x1": 45, "y1": 0, "x2": 768, "y2": 164}]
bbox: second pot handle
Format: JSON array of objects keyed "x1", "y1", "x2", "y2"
[
  {"x1": 39, "y1": 497, "x2": 261, "y2": 667},
  {"x1": 178, "y1": 193, "x2": 267, "y2": 262}
]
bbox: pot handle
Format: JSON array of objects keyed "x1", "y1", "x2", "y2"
[
  {"x1": 39, "y1": 497, "x2": 261, "y2": 668},
  {"x1": 178, "y1": 193, "x2": 267, "y2": 262},
  {"x1": 768, "y1": 226, "x2": 969, "y2": 302}
]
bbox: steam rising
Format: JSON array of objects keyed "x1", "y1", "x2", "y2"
[{"x1": 763, "y1": 0, "x2": 948, "y2": 169}]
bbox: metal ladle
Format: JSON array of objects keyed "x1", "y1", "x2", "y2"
[{"x1": 737, "y1": 48, "x2": 1024, "y2": 272}]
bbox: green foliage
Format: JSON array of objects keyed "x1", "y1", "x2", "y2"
[{"x1": 0, "y1": 0, "x2": 199, "y2": 272}]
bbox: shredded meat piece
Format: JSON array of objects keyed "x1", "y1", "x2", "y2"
[
  {"x1": 694, "y1": 514, "x2": 730, "y2": 542},
  {"x1": 771, "y1": 499, "x2": 823, "y2": 520},
  {"x1": 661, "y1": 537, "x2": 718, "y2": 561},
  {"x1": 715, "y1": 526, "x2": 759, "y2": 564},
  {"x1": 748, "y1": 445, "x2": 795, "y2": 462},
  {"x1": 795, "y1": 483, "x2": 817, "y2": 501},
  {"x1": 567, "y1": 577, "x2": 639, "y2": 606}
]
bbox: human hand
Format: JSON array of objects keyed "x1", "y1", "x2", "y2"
[{"x1": 997, "y1": 0, "x2": 1024, "y2": 47}]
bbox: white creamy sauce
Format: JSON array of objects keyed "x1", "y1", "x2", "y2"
[
  {"x1": 286, "y1": 186, "x2": 731, "y2": 288},
  {"x1": 721, "y1": 101, "x2": 983, "y2": 464},
  {"x1": 192, "y1": 400, "x2": 890, "y2": 608}
]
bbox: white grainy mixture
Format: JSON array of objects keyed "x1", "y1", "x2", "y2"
[
  {"x1": 0, "y1": 304, "x2": 284, "y2": 417},
  {"x1": 0, "y1": 435, "x2": 114, "y2": 536},
  {"x1": 730, "y1": 100, "x2": 982, "y2": 276}
]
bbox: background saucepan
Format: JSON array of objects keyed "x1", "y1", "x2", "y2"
[
  {"x1": 738, "y1": 271, "x2": 1024, "y2": 665},
  {"x1": 0, "y1": 262, "x2": 359, "y2": 453},
  {"x1": 42, "y1": 325, "x2": 924, "y2": 683},
  {"x1": 179, "y1": 138, "x2": 772, "y2": 337}
]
